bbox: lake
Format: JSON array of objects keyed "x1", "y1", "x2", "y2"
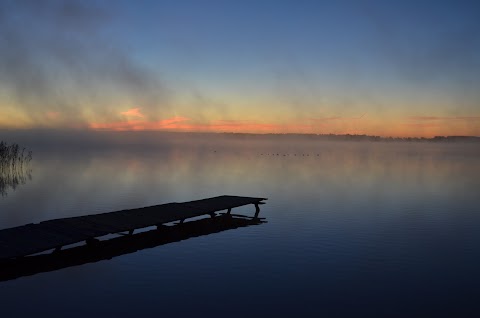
[{"x1": 1, "y1": 133, "x2": 479, "y2": 317}]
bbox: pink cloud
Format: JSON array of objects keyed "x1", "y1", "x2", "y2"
[
  {"x1": 46, "y1": 111, "x2": 61, "y2": 120},
  {"x1": 89, "y1": 115, "x2": 373, "y2": 134},
  {"x1": 121, "y1": 108, "x2": 145, "y2": 118},
  {"x1": 158, "y1": 116, "x2": 190, "y2": 126},
  {"x1": 89, "y1": 116, "x2": 317, "y2": 133},
  {"x1": 89, "y1": 116, "x2": 190, "y2": 131}
]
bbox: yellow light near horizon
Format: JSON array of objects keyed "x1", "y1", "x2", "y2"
[{"x1": 0, "y1": 105, "x2": 34, "y2": 129}]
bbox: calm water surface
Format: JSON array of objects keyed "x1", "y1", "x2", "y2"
[{"x1": 1, "y1": 137, "x2": 479, "y2": 317}]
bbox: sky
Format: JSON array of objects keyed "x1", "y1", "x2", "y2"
[{"x1": 0, "y1": 0, "x2": 479, "y2": 137}]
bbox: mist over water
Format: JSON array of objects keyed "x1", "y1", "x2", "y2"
[{"x1": 0, "y1": 132, "x2": 479, "y2": 317}]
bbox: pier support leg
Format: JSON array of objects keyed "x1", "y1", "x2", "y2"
[
  {"x1": 209, "y1": 213, "x2": 216, "y2": 218},
  {"x1": 254, "y1": 204, "x2": 261, "y2": 218},
  {"x1": 128, "y1": 229, "x2": 134, "y2": 235},
  {"x1": 227, "y1": 208, "x2": 232, "y2": 215}
]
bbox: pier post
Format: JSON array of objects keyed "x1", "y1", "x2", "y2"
[{"x1": 254, "y1": 203, "x2": 260, "y2": 218}]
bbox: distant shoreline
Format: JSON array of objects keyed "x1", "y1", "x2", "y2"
[
  {"x1": 215, "y1": 133, "x2": 480, "y2": 143},
  {"x1": 1, "y1": 129, "x2": 479, "y2": 147}
]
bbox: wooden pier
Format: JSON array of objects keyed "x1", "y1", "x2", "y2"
[
  {"x1": 0, "y1": 195, "x2": 267, "y2": 260},
  {"x1": 0, "y1": 213, "x2": 266, "y2": 282}
]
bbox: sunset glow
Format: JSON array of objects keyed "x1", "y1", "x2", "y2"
[{"x1": 84, "y1": 110, "x2": 480, "y2": 137}]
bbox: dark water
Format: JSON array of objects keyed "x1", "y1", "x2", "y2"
[{"x1": 1, "y1": 137, "x2": 479, "y2": 317}]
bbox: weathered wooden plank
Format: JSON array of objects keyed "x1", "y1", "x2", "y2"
[{"x1": 0, "y1": 195, "x2": 267, "y2": 260}]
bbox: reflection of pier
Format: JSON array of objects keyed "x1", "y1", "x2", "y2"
[
  {"x1": 0, "y1": 195, "x2": 267, "y2": 281},
  {"x1": 0, "y1": 212, "x2": 266, "y2": 282}
]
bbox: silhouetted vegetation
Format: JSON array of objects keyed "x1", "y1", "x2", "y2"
[
  {"x1": 0, "y1": 141, "x2": 32, "y2": 196},
  {"x1": 219, "y1": 133, "x2": 480, "y2": 143}
]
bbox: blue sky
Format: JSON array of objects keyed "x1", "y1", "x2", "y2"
[{"x1": 1, "y1": 0, "x2": 479, "y2": 136}]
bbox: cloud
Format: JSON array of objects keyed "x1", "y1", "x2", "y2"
[
  {"x1": 121, "y1": 108, "x2": 145, "y2": 118},
  {"x1": 0, "y1": 0, "x2": 167, "y2": 128},
  {"x1": 46, "y1": 111, "x2": 61, "y2": 120},
  {"x1": 159, "y1": 116, "x2": 190, "y2": 126},
  {"x1": 89, "y1": 117, "x2": 316, "y2": 134},
  {"x1": 89, "y1": 116, "x2": 191, "y2": 131}
]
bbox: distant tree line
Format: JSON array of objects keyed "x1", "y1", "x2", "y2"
[{"x1": 219, "y1": 133, "x2": 480, "y2": 143}]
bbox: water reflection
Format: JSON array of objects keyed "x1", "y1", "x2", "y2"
[
  {"x1": 0, "y1": 213, "x2": 266, "y2": 282},
  {"x1": 0, "y1": 138, "x2": 479, "y2": 317},
  {"x1": 1, "y1": 141, "x2": 479, "y2": 227}
]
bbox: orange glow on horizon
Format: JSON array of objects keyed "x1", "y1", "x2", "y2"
[
  {"x1": 89, "y1": 117, "x2": 313, "y2": 133},
  {"x1": 87, "y1": 115, "x2": 480, "y2": 137},
  {"x1": 85, "y1": 111, "x2": 480, "y2": 138},
  {"x1": 2, "y1": 103, "x2": 478, "y2": 137}
]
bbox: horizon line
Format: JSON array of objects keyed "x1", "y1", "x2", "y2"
[{"x1": 1, "y1": 128, "x2": 479, "y2": 140}]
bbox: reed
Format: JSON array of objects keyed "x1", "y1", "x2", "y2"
[{"x1": 0, "y1": 141, "x2": 33, "y2": 196}]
